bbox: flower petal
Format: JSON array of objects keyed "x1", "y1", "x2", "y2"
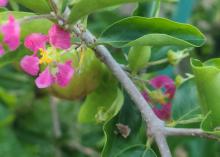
[
  {"x1": 24, "y1": 33, "x2": 48, "y2": 53},
  {"x1": 153, "y1": 103, "x2": 172, "y2": 120},
  {"x1": 20, "y1": 55, "x2": 40, "y2": 76},
  {"x1": 1, "y1": 15, "x2": 20, "y2": 51},
  {"x1": 0, "y1": 0, "x2": 8, "y2": 7},
  {"x1": 0, "y1": 44, "x2": 5, "y2": 56},
  {"x1": 48, "y1": 24, "x2": 71, "y2": 49},
  {"x1": 35, "y1": 67, "x2": 54, "y2": 88},
  {"x1": 56, "y1": 61, "x2": 74, "y2": 87},
  {"x1": 150, "y1": 75, "x2": 176, "y2": 99}
]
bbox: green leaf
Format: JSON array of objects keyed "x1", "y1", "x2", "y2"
[
  {"x1": 99, "y1": 17, "x2": 206, "y2": 48},
  {"x1": 14, "y1": 0, "x2": 51, "y2": 13},
  {"x1": 68, "y1": 0, "x2": 147, "y2": 23},
  {"x1": 78, "y1": 83, "x2": 124, "y2": 124},
  {"x1": 200, "y1": 112, "x2": 220, "y2": 137},
  {"x1": 172, "y1": 78, "x2": 201, "y2": 121},
  {"x1": 102, "y1": 94, "x2": 144, "y2": 157},
  {"x1": 116, "y1": 145, "x2": 157, "y2": 157},
  {"x1": 191, "y1": 58, "x2": 220, "y2": 128},
  {"x1": 0, "y1": 11, "x2": 52, "y2": 39}
]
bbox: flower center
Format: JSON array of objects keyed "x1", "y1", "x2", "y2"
[{"x1": 39, "y1": 48, "x2": 53, "y2": 64}]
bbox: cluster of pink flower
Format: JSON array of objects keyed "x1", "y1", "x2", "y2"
[
  {"x1": 0, "y1": 15, "x2": 20, "y2": 55},
  {"x1": 0, "y1": 0, "x2": 8, "y2": 7},
  {"x1": 0, "y1": 14, "x2": 75, "y2": 89},
  {"x1": 142, "y1": 75, "x2": 176, "y2": 121},
  {"x1": 21, "y1": 24, "x2": 74, "y2": 88}
]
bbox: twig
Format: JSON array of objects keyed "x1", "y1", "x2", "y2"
[
  {"x1": 66, "y1": 141, "x2": 100, "y2": 157},
  {"x1": 165, "y1": 128, "x2": 220, "y2": 141},
  {"x1": 18, "y1": 14, "x2": 54, "y2": 24},
  {"x1": 50, "y1": 96, "x2": 62, "y2": 138},
  {"x1": 71, "y1": 26, "x2": 172, "y2": 157},
  {"x1": 50, "y1": 96, "x2": 62, "y2": 157}
]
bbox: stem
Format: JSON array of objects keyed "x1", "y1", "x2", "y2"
[
  {"x1": 151, "y1": 0, "x2": 161, "y2": 17},
  {"x1": 66, "y1": 141, "x2": 100, "y2": 157},
  {"x1": 165, "y1": 128, "x2": 220, "y2": 141},
  {"x1": 147, "y1": 52, "x2": 189, "y2": 67},
  {"x1": 50, "y1": 96, "x2": 62, "y2": 157},
  {"x1": 18, "y1": 14, "x2": 54, "y2": 24}
]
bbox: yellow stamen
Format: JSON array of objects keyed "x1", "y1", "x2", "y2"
[{"x1": 39, "y1": 48, "x2": 53, "y2": 64}]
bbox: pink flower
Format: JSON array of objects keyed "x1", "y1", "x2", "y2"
[
  {"x1": 48, "y1": 24, "x2": 71, "y2": 49},
  {"x1": 20, "y1": 55, "x2": 40, "y2": 76},
  {"x1": 150, "y1": 75, "x2": 176, "y2": 99},
  {"x1": 0, "y1": 44, "x2": 5, "y2": 56},
  {"x1": 24, "y1": 33, "x2": 48, "y2": 53},
  {"x1": 153, "y1": 103, "x2": 172, "y2": 120},
  {"x1": 1, "y1": 15, "x2": 20, "y2": 51},
  {"x1": 56, "y1": 61, "x2": 74, "y2": 87},
  {"x1": 142, "y1": 75, "x2": 176, "y2": 121},
  {"x1": 0, "y1": 0, "x2": 8, "y2": 7},
  {"x1": 35, "y1": 67, "x2": 54, "y2": 88}
]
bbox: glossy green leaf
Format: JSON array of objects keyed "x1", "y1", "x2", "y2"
[
  {"x1": 102, "y1": 94, "x2": 144, "y2": 157},
  {"x1": 68, "y1": 0, "x2": 147, "y2": 23},
  {"x1": 99, "y1": 17, "x2": 206, "y2": 48},
  {"x1": 191, "y1": 58, "x2": 220, "y2": 129},
  {"x1": 116, "y1": 145, "x2": 157, "y2": 157},
  {"x1": 172, "y1": 78, "x2": 201, "y2": 121},
  {"x1": 14, "y1": 0, "x2": 51, "y2": 13},
  {"x1": 128, "y1": 46, "x2": 151, "y2": 73},
  {"x1": 78, "y1": 84, "x2": 124, "y2": 124},
  {"x1": 0, "y1": 11, "x2": 52, "y2": 39}
]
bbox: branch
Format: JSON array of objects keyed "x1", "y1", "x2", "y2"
[
  {"x1": 65, "y1": 141, "x2": 100, "y2": 157},
  {"x1": 165, "y1": 128, "x2": 220, "y2": 141},
  {"x1": 71, "y1": 26, "x2": 172, "y2": 157},
  {"x1": 50, "y1": 96, "x2": 62, "y2": 157},
  {"x1": 18, "y1": 14, "x2": 54, "y2": 24}
]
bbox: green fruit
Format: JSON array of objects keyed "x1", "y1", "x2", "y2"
[
  {"x1": 50, "y1": 48, "x2": 105, "y2": 100},
  {"x1": 128, "y1": 46, "x2": 151, "y2": 73}
]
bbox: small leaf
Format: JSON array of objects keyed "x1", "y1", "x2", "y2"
[
  {"x1": 172, "y1": 78, "x2": 201, "y2": 121},
  {"x1": 14, "y1": 0, "x2": 51, "y2": 13},
  {"x1": 78, "y1": 83, "x2": 124, "y2": 124},
  {"x1": 99, "y1": 17, "x2": 206, "y2": 48}
]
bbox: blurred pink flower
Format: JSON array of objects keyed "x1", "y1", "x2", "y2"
[
  {"x1": 20, "y1": 55, "x2": 40, "y2": 76},
  {"x1": 24, "y1": 33, "x2": 48, "y2": 53},
  {"x1": 35, "y1": 67, "x2": 54, "y2": 88},
  {"x1": 0, "y1": 0, "x2": 8, "y2": 7},
  {"x1": 20, "y1": 24, "x2": 74, "y2": 88},
  {"x1": 1, "y1": 15, "x2": 20, "y2": 51},
  {"x1": 48, "y1": 24, "x2": 71, "y2": 49},
  {"x1": 142, "y1": 75, "x2": 176, "y2": 120},
  {"x1": 56, "y1": 61, "x2": 74, "y2": 87}
]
